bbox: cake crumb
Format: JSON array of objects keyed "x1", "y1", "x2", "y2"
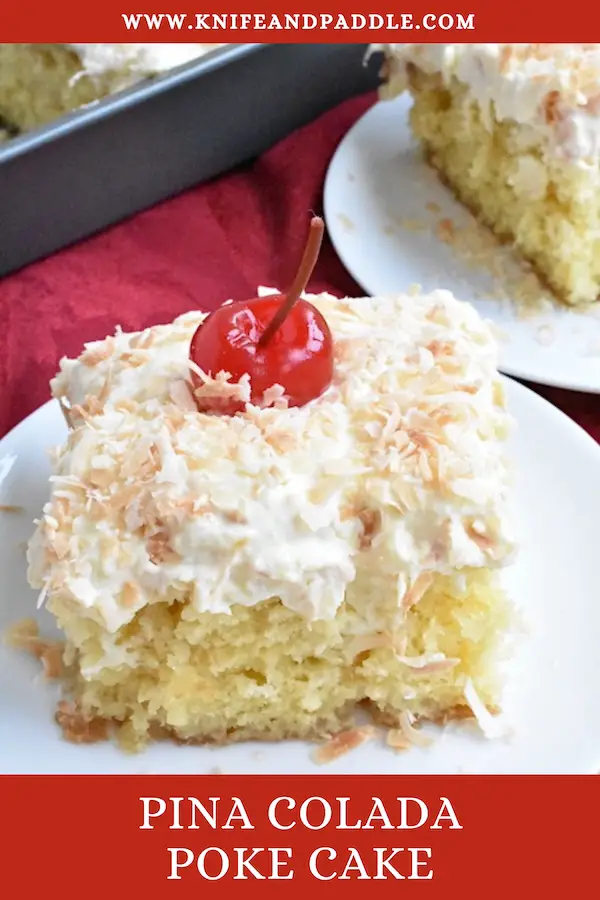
[
  {"x1": 426, "y1": 201, "x2": 441, "y2": 214},
  {"x1": 426, "y1": 212, "x2": 557, "y2": 318},
  {"x1": 312, "y1": 726, "x2": 375, "y2": 764},
  {"x1": 337, "y1": 213, "x2": 355, "y2": 232},
  {"x1": 386, "y1": 729, "x2": 412, "y2": 751},
  {"x1": 436, "y1": 218, "x2": 455, "y2": 243},
  {"x1": 0, "y1": 504, "x2": 23, "y2": 513},
  {"x1": 397, "y1": 217, "x2": 427, "y2": 233},
  {"x1": 536, "y1": 324, "x2": 555, "y2": 346},
  {"x1": 4, "y1": 618, "x2": 65, "y2": 679},
  {"x1": 55, "y1": 700, "x2": 109, "y2": 744}
]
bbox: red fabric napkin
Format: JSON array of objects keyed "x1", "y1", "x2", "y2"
[{"x1": 2, "y1": 91, "x2": 600, "y2": 442}]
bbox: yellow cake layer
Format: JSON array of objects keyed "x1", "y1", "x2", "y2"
[
  {"x1": 405, "y1": 66, "x2": 600, "y2": 306},
  {"x1": 51, "y1": 568, "x2": 511, "y2": 749},
  {"x1": 0, "y1": 45, "x2": 123, "y2": 131}
]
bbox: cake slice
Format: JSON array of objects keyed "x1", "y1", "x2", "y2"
[
  {"x1": 0, "y1": 43, "x2": 224, "y2": 133},
  {"x1": 27, "y1": 287, "x2": 515, "y2": 750},
  {"x1": 376, "y1": 43, "x2": 600, "y2": 306}
]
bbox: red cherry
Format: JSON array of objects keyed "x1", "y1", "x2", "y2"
[{"x1": 189, "y1": 217, "x2": 333, "y2": 414}]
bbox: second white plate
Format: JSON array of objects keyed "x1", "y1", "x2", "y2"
[{"x1": 324, "y1": 93, "x2": 600, "y2": 394}]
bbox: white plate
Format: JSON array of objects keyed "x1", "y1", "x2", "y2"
[
  {"x1": 324, "y1": 94, "x2": 600, "y2": 394},
  {"x1": 1, "y1": 383, "x2": 600, "y2": 774}
]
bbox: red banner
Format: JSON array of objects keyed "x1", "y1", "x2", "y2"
[
  {"x1": 1, "y1": 775, "x2": 596, "y2": 896},
  {"x1": 0, "y1": 1, "x2": 598, "y2": 42}
]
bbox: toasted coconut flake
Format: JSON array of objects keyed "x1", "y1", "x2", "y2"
[
  {"x1": 222, "y1": 509, "x2": 246, "y2": 524},
  {"x1": 262, "y1": 428, "x2": 298, "y2": 453},
  {"x1": 121, "y1": 581, "x2": 140, "y2": 608},
  {"x1": 391, "y1": 479, "x2": 418, "y2": 513},
  {"x1": 427, "y1": 339, "x2": 455, "y2": 359},
  {"x1": 345, "y1": 632, "x2": 394, "y2": 662},
  {"x1": 114, "y1": 399, "x2": 137, "y2": 414},
  {"x1": 498, "y1": 45, "x2": 513, "y2": 74},
  {"x1": 261, "y1": 384, "x2": 289, "y2": 409},
  {"x1": 313, "y1": 726, "x2": 375, "y2": 764},
  {"x1": 401, "y1": 572, "x2": 434, "y2": 611},
  {"x1": 70, "y1": 404, "x2": 97, "y2": 426},
  {"x1": 130, "y1": 329, "x2": 156, "y2": 350},
  {"x1": 395, "y1": 652, "x2": 460, "y2": 674},
  {"x1": 191, "y1": 368, "x2": 251, "y2": 409},
  {"x1": 398, "y1": 711, "x2": 433, "y2": 748},
  {"x1": 119, "y1": 350, "x2": 151, "y2": 367},
  {"x1": 96, "y1": 377, "x2": 111, "y2": 407},
  {"x1": 80, "y1": 339, "x2": 114, "y2": 366},
  {"x1": 463, "y1": 679, "x2": 508, "y2": 739},
  {"x1": 147, "y1": 530, "x2": 179, "y2": 564},
  {"x1": 175, "y1": 497, "x2": 196, "y2": 516},
  {"x1": 418, "y1": 451, "x2": 434, "y2": 482},
  {"x1": 543, "y1": 90, "x2": 562, "y2": 124},
  {"x1": 36, "y1": 585, "x2": 48, "y2": 610},
  {"x1": 357, "y1": 507, "x2": 382, "y2": 550},
  {"x1": 466, "y1": 522, "x2": 495, "y2": 553},
  {"x1": 55, "y1": 701, "x2": 109, "y2": 744},
  {"x1": 169, "y1": 379, "x2": 197, "y2": 412},
  {"x1": 49, "y1": 531, "x2": 70, "y2": 560}
]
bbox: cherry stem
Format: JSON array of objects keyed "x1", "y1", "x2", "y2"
[{"x1": 257, "y1": 216, "x2": 325, "y2": 348}]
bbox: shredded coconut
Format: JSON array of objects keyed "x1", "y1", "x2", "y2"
[
  {"x1": 313, "y1": 726, "x2": 375, "y2": 764},
  {"x1": 463, "y1": 678, "x2": 508, "y2": 739}
]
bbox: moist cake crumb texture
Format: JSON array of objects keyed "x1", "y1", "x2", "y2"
[
  {"x1": 26, "y1": 289, "x2": 516, "y2": 750},
  {"x1": 376, "y1": 43, "x2": 600, "y2": 306}
]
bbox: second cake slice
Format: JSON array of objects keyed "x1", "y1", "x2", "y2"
[{"x1": 377, "y1": 43, "x2": 600, "y2": 307}]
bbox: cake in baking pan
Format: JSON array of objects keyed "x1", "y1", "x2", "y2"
[
  {"x1": 376, "y1": 43, "x2": 600, "y2": 306},
  {"x1": 0, "y1": 43, "x2": 224, "y2": 133},
  {"x1": 26, "y1": 271, "x2": 515, "y2": 750}
]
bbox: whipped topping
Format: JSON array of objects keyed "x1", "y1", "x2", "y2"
[
  {"x1": 375, "y1": 43, "x2": 600, "y2": 162},
  {"x1": 28, "y1": 289, "x2": 515, "y2": 642},
  {"x1": 68, "y1": 43, "x2": 223, "y2": 80}
]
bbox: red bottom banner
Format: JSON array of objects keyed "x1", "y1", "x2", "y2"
[{"x1": 1, "y1": 775, "x2": 595, "y2": 896}]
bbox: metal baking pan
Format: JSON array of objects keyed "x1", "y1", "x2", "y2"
[{"x1": 0, "y1": 43, "x2": 381, "y2": 277}]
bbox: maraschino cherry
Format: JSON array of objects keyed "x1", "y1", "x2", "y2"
[{"x1": 189, "y1": 216, "x2": 333, "y2": 414}]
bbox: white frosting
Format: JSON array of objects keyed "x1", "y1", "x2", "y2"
[
  {"x1": 27, "y1": 290, "x2": 515, "y2": 639},
  {"x1": 68, "y1": 43, "x2": 222, "y2": 79},
  {"x1": 376, "y1": 44, "x2": 600, "y2": 162}
]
